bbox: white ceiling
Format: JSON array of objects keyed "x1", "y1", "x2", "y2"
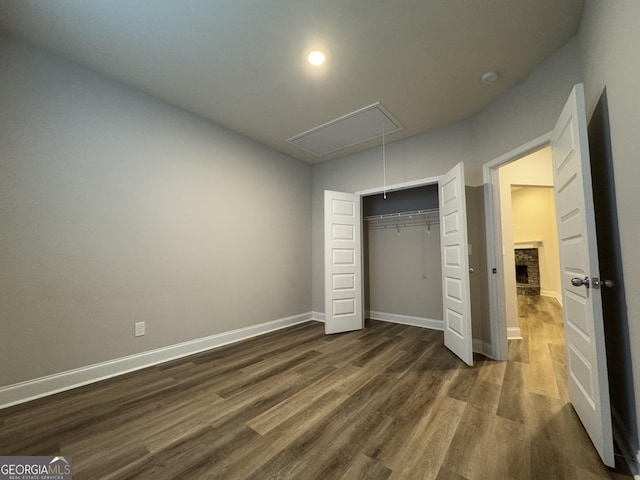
[{"x1": 0, "y1": 0, "x2": 585, "y2": 164}]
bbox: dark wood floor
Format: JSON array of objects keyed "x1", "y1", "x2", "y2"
[{"x1": 0, "y1": 296, "x2": 632, "y2": 479}]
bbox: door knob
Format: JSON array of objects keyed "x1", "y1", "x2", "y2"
[
  {"x1": 469, "y1": 267, "x2": 474, "y2": 274},
  {"x1": 571, "y1": 276, "x2": 590, "y2": 288}
]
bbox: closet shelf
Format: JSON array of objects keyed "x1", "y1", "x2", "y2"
[{"x1": 365, "y1": 208, "x2": 439, "y2": 231}]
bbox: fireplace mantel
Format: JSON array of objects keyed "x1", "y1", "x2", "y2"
[{"x1": 514, "y1": 240, "x2": 543, "y2": 249}]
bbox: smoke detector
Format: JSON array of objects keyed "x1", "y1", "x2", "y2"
[{"x1": 481, "y1": 71, "x2": 499, "y2": 84}]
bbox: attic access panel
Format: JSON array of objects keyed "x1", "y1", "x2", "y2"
[{"x1": 287, "y1": 103, "x2": 403, "y2": 157}]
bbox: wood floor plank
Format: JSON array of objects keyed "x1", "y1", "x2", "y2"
[
  {"x1": 436, "y1": 467, "x2": 469, "y2": 480},
  {"x1": 548, "y1": 341, "x2": 570, "y2": 402},
  {"x1": 527, "y1": 342, "x2": 560, "y2": 398},
  {"x1": 475, "y1": 356, "x2": 507, "y2": 386},
  {"x1": 244, "y1": 374, "x2": 397, "y2": 479},
  {"x1": 299, "y1": 407, "x2": 391, "y2": 479},
  {"x1": 475, "y1": 413, "x2": 530, "y2": 480},
  {"x1": 216, "y1": 388, "x2": 350, "y2": 479},
  {"x1": 445, "y1": 364, "x2": 479, "y2": 403},
  {"x1": 383, "y1": 339, "x2": 437, "y2": 378},
  {"x1": 388, "y1": 396, "x2": 466, "y2": 479},
  {"x1": 246, "y1": 365, "x2": 354, "y2": 435},
  {"x1": 496, "y1": 359, "x2": 529, "y2": 423},
  {"x1": 338, "y1": 453, "x2": 392, "y2": 480},
  {"x1": 508, "y1": 337, "x2": 530, "y2": 363},
  {"x1": 440, "y1": 403, "x2": 493, "y2": 478}
]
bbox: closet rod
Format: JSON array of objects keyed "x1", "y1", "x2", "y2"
[
  {"x1": 368, "y1": 221, "x2": 438, "y2": 231},
  {"x1": 364, "y1": 208, "x2": 439, "y2": 222},
  {"x1": 365, "y1": 208, "x2": 440, "y2": 231}
]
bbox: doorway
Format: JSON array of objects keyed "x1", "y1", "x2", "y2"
[
  {"x1": 496, "y1": 147, "x2": 562, "y2": 339},
  {"x1": 362, "y1": 183, "x2": 443, "y2": 331},
  {"x1": 483, "y1": 132, "x2": 552, "y2": 360}
]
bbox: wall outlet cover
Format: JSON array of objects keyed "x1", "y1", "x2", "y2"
[{"x1": 134, "y1": 322, "x2": 145, "y2": 337}]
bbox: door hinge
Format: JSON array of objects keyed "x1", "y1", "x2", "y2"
[{"x1": 592, "y1": 277, "x2": 614, "y2": 289}]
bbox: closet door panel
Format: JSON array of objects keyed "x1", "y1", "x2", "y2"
[
  {"x1": 324, "y1": 190, "x2": 363, "y2": 334},
  {"x1": 439, "y1": 163, "x2": 473, "y2": 366}
]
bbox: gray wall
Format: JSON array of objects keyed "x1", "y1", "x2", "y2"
[
  {"x1": 367, "y1": 222, "x2": 443, "y2": 320},
  {"x1": 469, "y1": 37, "x2": 582, "y2": 164},
  {"x1": 0, "y1": 38, "x2": 311, "y2": 386},
  {"x1": 577, "y1": 0, "x2": 640, "y2": 456},
  {"x1": 466, "y1": 186, "x2": 490, "y2": 346}
]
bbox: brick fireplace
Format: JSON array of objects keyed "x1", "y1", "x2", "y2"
[{"x1": 515, "y1": 248, "x2": 540, "y2": 295}]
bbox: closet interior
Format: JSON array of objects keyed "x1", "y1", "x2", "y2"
[{"x1": 363, "y1": 184, "x2": 444, "y2": 326}]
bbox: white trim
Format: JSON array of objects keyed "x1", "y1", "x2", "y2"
[
  {"x1": 483, "y1": 132, "x2": 552, "y2": 171},
  {"x1": 473, "y1": 339, "x2": 494, "y2": 359},
  {"x1": 0, "y1": 312, "x2": 314, "y2": 410},
  {"x1": 355, "y1": 175, "x2": 441, "y2": 197},
  {"x1": 540, "y1": 290, "x2": 563, "y2": 306},
  {"x1": 368, "y1": 310, "x2": 444, "y2": 330},
  {"x1": 514, "y1": 240, "x2": 543, "y2": 248},
  {"x1": 483, "y1": 132, "x2": 552, "y2": 361},
  {"x1": 507, "y1": 327, "x2": 523, "y2": 339},
  {"x1": 311, "y1": 311, "x2": 325, "y2": 322},
  {"x1": 287, "y1": 102, "x2": 404, "y2": 157}
]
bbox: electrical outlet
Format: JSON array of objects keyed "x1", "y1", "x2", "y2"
[{"x1": 134, "y1": 321, "x2": 146, "y2": 337}]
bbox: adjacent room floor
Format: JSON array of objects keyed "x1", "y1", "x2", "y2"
[{"x1": 0, "y1": 296, "x2": 632, "y2": 479}]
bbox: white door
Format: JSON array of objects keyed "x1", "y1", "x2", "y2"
[
  {"x1": 439, "y1": 163, "x2": 473, "y2": 366},
  {"x1": 551, "y1": 83, "x2": 614, "y2": 466},
  {"x1": 324, "y1": 190, "x2": 363, "y2": 334}
]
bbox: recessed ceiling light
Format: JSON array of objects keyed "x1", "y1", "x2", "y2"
[
  {"x1": 481, "y1": 71, "x2": 499, "y2": 83},
  {"x1": 308, "y1": 51, "x2": 325, "y2": 66}
]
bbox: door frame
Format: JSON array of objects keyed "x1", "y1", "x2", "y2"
[
  {"x1": 356, "y1": 175, "x2": 442, "y2": 198},
  {"x1": 355, "y1": 174, "x2": 442, "y2": 319},
  {"x1": 483, "y1": 132, "x2": 552, "y2": 361}
]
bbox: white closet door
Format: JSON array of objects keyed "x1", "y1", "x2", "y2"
[
  {"x1": 439, "y1": 163, "x2": 473, "y2": 366},
  {"x1": 551, "y1": 83, "x2": 614, "y2": 466},
  {"x1": 324, "y1": 190, "x2": 363, "y2": 334}
]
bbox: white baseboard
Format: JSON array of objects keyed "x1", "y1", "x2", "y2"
[
  {"x1": 473, "y1": 339, "x2": 494, "y2": 359},
  {"x1": 0, "y1": 311, "x2": 315, "y2": 410},
  {"x1": 313, "y1": 310, "x2": 443, "y2": 331},
  {"x1": 368, "y1": 310, "x2": 444, "y2": 331},
  {"x1": 541, "y1": 290, "x2": 563, "y2": 306},
  {"x1": 507, "y1": 326, "x2": 522, "y2": 339}
]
